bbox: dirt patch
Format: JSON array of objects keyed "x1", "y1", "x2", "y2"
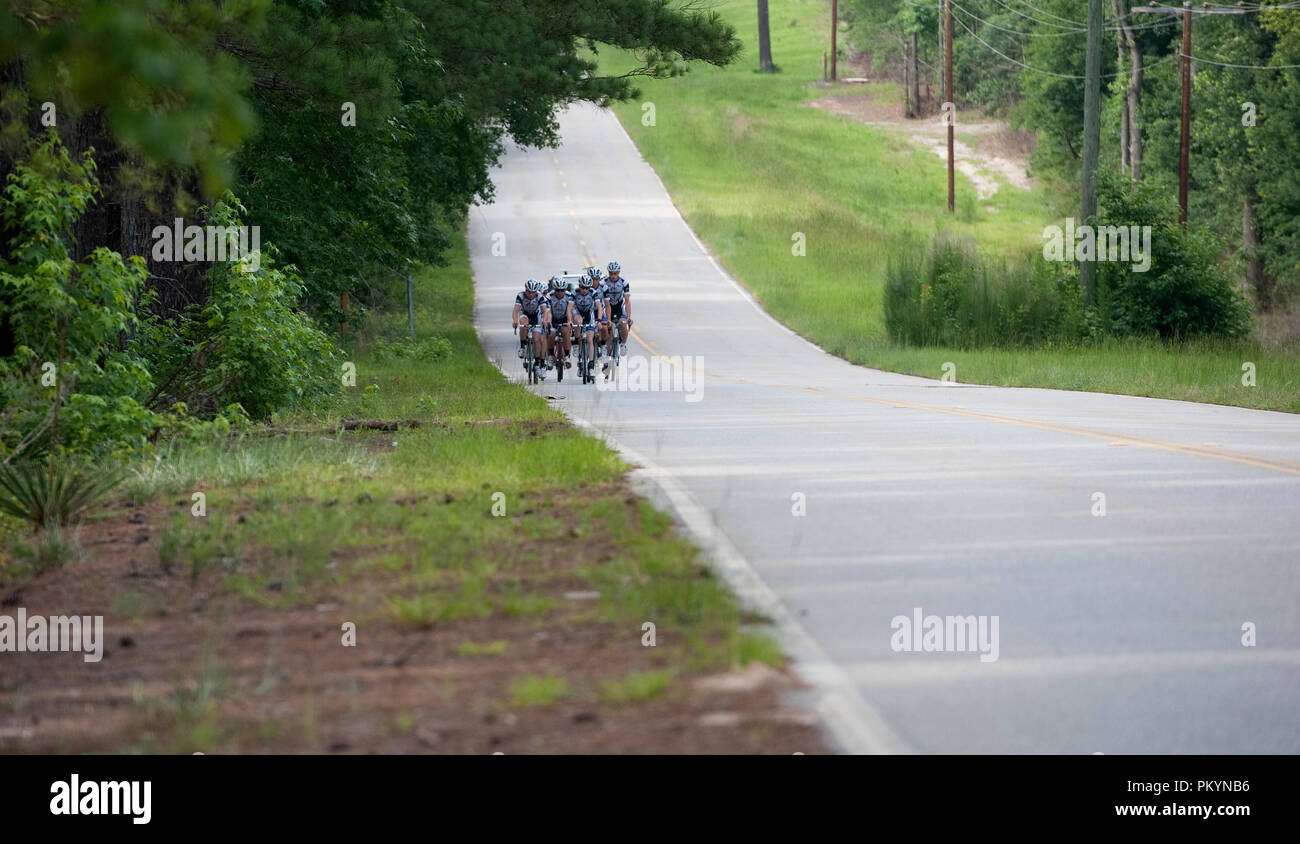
[
  {"x1": 807, "y1": 91, "x2": 1034, "y2": 199},
  {"x1": 0, "y1": 489, "x2": 828, "y2": 754}
]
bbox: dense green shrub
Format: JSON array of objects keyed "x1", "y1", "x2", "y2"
[
  {"x1": 138, "y1": 199, "x2": 341, "y2": 420},
  {"x1": 885, "y1": 179, "x2": 1254, "y2": 350},
  {"x1": 1094, "y1": 176, "x2": 1253, "y2": 340}
]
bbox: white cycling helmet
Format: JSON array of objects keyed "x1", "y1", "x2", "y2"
[
  {"x1": 606, "y1": 260, "x2": 620, "y2": 273},
  {"x1": 524, "y1": 278, "x2": 545, "y2": 293},
  {"x1": 548, "y1": 276, "x2": 565, "y2": 292}
]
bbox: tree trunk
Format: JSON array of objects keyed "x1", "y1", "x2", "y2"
[
  {"x1": 1243, "y1": 181, "x2": 1273, "y2": 309},
  {"x1": 757, "y1": 0, "x2": 774, "y2": 72},
  {"x1": 903, "y1": 37, "x2": 913, "y2": 117},
  {"x1": 1117, "y1": 23, "x2": 1127, "y2": 175},
  {"x1": 910, "y1": 31, "x2": 921, "y2": 117},
  {"x1": 1080, "y1": 0, "x2": 1103, "y2": 305},
  {"x1": 1112, "y1": 0, "x2": 1142, "y2": 182}
]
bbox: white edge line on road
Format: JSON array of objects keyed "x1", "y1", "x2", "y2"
[
  {"x1": 604, "y1": 107, "x2": 855, "y2": 359},
  {"x1": 477, "y1": 116, "x2": 915, "y2": 753},
  {"x1": 469, "y1": 315, "x2": 914, "y2": 753},
  {"x1": 564, "y1": 412, "x2": 916, "y2": 756}
]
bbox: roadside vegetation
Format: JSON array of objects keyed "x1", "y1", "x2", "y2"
[
  {"x1": 1, "y1": 232, "x2": 808, "y2": 753},
  {"x1": 603, "y1": 0, "x2": 1300, "y2": 413},
  {"x1": 0, "y1": 2, "x2": 817, "y2": 753}
]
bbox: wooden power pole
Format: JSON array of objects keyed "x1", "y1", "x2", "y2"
[
  {"x1": 831, "y1": 0, "x2": 838, "y2": 81},
  {"x1": 1081, "y1": 0, "x2": 1103, "y2": 304},
  {"x1": 945, "y1": 0, "x2": 953, "y2": 213}
]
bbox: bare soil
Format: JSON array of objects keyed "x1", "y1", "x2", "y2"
[
  {"x1": 807, "y1": 62, "x2": 1036, "y2": 201},
  {"x1": 0, "y1": 491, "x2": 828, "y2": 755}
]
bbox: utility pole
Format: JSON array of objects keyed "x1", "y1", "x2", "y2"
[
  {"x1": 831, "y1": 0, "x2": 838, "y2": 81},
  {"x1": 1081, "y1": 0, "x2": 1103, "y2": 305},
  {"x1": 945, "y1": 0, "x2": 954, "y2": 213},
  {"x1": 1131, "y1": 2, "x2": 1249, "y2": 224},
  {"x1": 1179, "y1": 2, "x2": 1192, "y2": 223}
]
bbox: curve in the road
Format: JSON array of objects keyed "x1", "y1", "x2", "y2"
[{"x1": 470, "y1": 103, "x2": 1300, "y2": 754}]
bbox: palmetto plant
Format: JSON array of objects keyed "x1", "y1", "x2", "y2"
[{"x1": 0, "y1": 460, "x2": 121, "y2": 529}]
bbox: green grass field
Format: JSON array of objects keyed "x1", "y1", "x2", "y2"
[{"x1": 600, "y1": 0, "x2": 1300, "y2": 413}]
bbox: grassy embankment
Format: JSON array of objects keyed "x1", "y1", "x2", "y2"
[{"x1": 601, "y1": 0, "x2": 1300, "y2": 413}]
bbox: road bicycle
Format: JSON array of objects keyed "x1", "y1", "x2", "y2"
[
  {"x1": 576, "y1": 324, "x2": 595, "y2": 384},
  {"x1": 550, "y1": 324, "x2": 568, "y2": 383},
  {"x1": 521, "y1": 326, "x2": 544, "y2": 385}
]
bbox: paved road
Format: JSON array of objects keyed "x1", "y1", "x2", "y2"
[{"x1": 469, "y1": 103, "x2": 1300, "y2": 754}]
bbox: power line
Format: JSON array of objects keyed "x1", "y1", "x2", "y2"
[
  {"x1": 950, "y1": 1, "x2": 1087, "y2": 36},
  {"x1": 951, "y1": 0, "x2": 1178, "y2": 36},
  {"x1": 1190, "y1": 54, "x2": 1300, "y2": 68},
  {"x1": 949, "y1": 7, "x2": 1179, "y2": 78},
  {"x1": 1004, "y1": 0, "x2": 1088, "y2": 27},
  {"x1": 985, "y1": 0, "x2": 1083, "y2": 30}
]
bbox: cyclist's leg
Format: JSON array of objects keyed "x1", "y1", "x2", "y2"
[{"x1": 518, "y1": 317, "x2": 532, "y2": 357}]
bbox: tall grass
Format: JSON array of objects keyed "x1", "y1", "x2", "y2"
[{"x1": 884, "y1": 236, "x2": 1085, "y2": 348}]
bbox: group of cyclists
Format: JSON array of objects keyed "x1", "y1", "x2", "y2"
[{"x1": 511, "y1": 260, "x2": 633, "y2": 382}]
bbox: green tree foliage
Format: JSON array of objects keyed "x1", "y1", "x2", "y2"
[
  {"x1": 1, "y1": 0, "x2": 265, "y2": 196},
  {"x1": 0, "y1": 0, "x2": 742, "y2": 466},
  {"x1": 1255, "y1": 8, "x2": 1300, "y2": 297},
  {"x1": 138, "y1": 199, "x2": 340, "y2": 420},
  {"x1": 0, "y1": 133, "x2": 154, "y2": 460},
  {"x1": 851, "y1": 1, "x2": 1300, "y2": 310}
]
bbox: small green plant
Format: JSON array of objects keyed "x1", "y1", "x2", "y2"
[
  {"x1": 7, "y1": 524, "x2": 85, "y2": 576},
  {"x1": 733, "y1": 631, "x2": 784, "y2": 668},
  {"x1": 599, "y1": 669, "x2": 674, "y2": 705},
  {"x1": 0, "y1": 460, "x2": 121, "y2": 528},
  {"x1": 456, "y1": 640, "x2": 508, "y2": 656},
  {"x1": 506, "y1": 673, "x2": 570, "y2": 708}
]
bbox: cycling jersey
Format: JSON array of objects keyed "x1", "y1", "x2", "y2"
[
  {"x1": 547, "y1": 291, "x2": 571, "y2": 324},
  {"x1": 602, "y1": 277, "x2": 630, "y2": 305},
  {"x1": 570, "y1": 287, "x2": 601, "y2": 322},
  {"x1": 515, "y1": 290, "x2": 549, "y2": 322}
]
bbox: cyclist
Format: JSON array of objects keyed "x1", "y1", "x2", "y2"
[
  {"x1": 511, "y1": 278, "x2": 551, "y2": 379},
  {"x1": 569, "y1": 273, "x2": 604, "y2": 379},
  {"x1": 603, "y1": 260, "x2": 632, "y2": 357},
  {"x1": 586, "y1": 266, "x2": 612, "y2": 359},
  {"x1": 546, "y1": 276, "x2": 575, "y2": 370}
]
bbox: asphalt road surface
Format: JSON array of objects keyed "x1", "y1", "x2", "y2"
[{"x1": 470, "y1": 103, "x2": 1300, "y2": 754}]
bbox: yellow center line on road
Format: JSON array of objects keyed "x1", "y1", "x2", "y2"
[{"x1": 623, "y1": 327, "x2": 1300, "y2": 477}]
